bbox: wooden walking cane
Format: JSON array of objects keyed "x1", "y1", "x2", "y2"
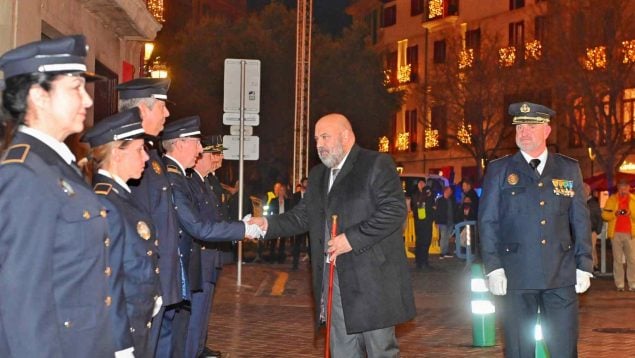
[{"x1": 325, "y1": 214, "x2": 338, "y2": 358}]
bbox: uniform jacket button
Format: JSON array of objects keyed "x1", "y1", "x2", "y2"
[
  {"x1": 64, "y1": 321, "x2": 72, "y2": 328},
  {"x1": 538, "y1": 182, "x2": 544, "y2": 187},
  {"x1": 541, "y1": 239, "x2": 547, "y2": 245},
  {"x1": 147, "y1": 321, "x2": 152, "y2": 328},
  {"x1": 147, "y1": 250, "x2": 153, "y2": 256},
  {"x1": 162, "y1": 186, "x2": 167, "y2": 191},
  {"x1": 154, "y1": 239, "x2": 159, "y2": 246},
  {"x1": 130, "y1": 327, "x2": 136, "y2": 333},
  {"x1": 104, "y1": 267, "x2": 112, "y2": 276},
  {"x1": 104, "y1": 238, "x2": 111, "y2": 247},
  {"x1": 83, "y1": 211, "x2": 90, "y2": 220},
  {"x1": 540, "y1": 201, "x2": 545, "y2": 206},
  {"x1": 105, "y1": 296, "x2": 112, "y2": 306},
  {"x1": 100, "y1": 209, "x2": 107, "y2": 218},
  {"x1": 540, "y1": 220, "x2": 546, "y2": 225},
  {"x1": 155, "y1": 267, "x2": 160, "y2": 274}
]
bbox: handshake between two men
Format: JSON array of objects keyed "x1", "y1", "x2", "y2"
[{"x1": 241, "y1": 215, "x2": 353, "y2": 263}]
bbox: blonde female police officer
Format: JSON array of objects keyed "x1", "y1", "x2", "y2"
[
  {"x1": 82, "y1": 108, "x2": 163, "y2": 358},
  {"x1": 0, "y1": 36, "x2": 122, "y2": 357}
]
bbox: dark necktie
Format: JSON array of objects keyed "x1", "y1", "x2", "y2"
[
  {"x1": 329, "y1": 168, "x2": 340, "y2": 192},
  {"x1": 529, "y1": 159, "x2": 541, "y2": 174}
]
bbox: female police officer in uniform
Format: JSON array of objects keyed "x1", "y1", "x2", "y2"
[
  {"x1": 82, "y1": 108, "x2": 163, "y2": 358},
  {"x1": 0, "y1": 36, "x2": 120, "y2": 357}
]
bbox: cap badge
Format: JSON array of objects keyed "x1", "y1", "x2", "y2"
[
  {"x1": 507, "y1": 173, "x2": 519, "y2": 185},
  {"x1": 59, "y1": 178, "x2": 75, "y2": 196},
  {"x1": 520, "y1": 103, "x2": 530, "y2": 113},
  {"x1": 152, "y1": 161, "x2": 162, "y2": 175},
  {"x1": 137, "y1": 221, "x2": 152, "y2": 240}
]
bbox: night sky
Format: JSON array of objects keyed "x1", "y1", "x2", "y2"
[{"x1": 247, "y1": 0, "x2": 352, "y2": 36}]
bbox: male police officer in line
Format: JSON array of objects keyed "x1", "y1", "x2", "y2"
[
  {"x1": 161, "y1": 116, "x2": 261, "y2": 357},
  {"x1": 117, "y1": 78, "x2": 182, "y2": 357},
  {"x1": 185, "y1": 136, "x2": 226, "y2": 358},
  {"x1": 479, "y1": 102, "x2": 593, "y2": 357}
]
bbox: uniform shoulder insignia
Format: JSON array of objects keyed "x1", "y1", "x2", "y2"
[
  {"x1": 1, "y1": 144, "x2": 30, "y2": 164},
  {"x1": 555, "y1": 153, "x2": 578, "y2": 163},
  {"x1": 167, "y1": 164, "x2": 181, "y2": 175},
  {"x1": 488, "y1": 154, "x2": 511, "y2": 165},
  {"x1": 93, "y1": 183, "x2": 113, "y2": 195}
]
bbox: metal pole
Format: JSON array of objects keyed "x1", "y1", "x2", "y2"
[{"x1": 237, "y1": 60, "x2": 246, "y2": 286}]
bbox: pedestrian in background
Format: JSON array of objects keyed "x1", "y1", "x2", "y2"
[
  {"x1": 249, "y1": 113, "x2": 415, "y2": 357},
  {"x1": 584, "y1": 183, "x2": 603, "y2": 271},
  {"x1": 412, "y1": 180, "x2": 435, "y2": 269},
  {"x1": 0, "y1": 35, "x2": 119, "y2": 357},
  {"x1": 479, "y1": 102, "x2": 592, "y2": 357},
  {"x1": 82, "y1": 108, "x2": 162, "y2": 358},
  {"x1": 436, "y1": 186, "x2": 456, "y2": 258},
  {"x1": 601, "y1": 179, "x2": 635, "y2": 291}
]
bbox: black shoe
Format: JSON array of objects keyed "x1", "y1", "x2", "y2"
[{"x1": 199, "y1": 347, "x2": 221, "y2": 358}]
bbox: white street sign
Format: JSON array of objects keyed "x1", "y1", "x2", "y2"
[
  {"x1": 223, "y1": 59, "x2": 261, "y2": 114},
  {"x1": 223, "y1": 112, "x2": 259, "y2": 126},
  {"x1": 223, "y1": 135, "x2": 259, "y2": 161},
  {"x1": 229, "y1": 125, "x2": 253, "y2": 136}
]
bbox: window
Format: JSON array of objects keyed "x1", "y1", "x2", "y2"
[
  {"x1": 509, "y1": 21, "x2": 524, "y2": 47},
  {"x1": 382, "y1": 5, "x2": 397, "y2": 27},
  {"x1": 535, "y1": 16, "x2": 546, "y2": 42},
  {"x1": 93, "y1": 61, "x2": 118, "y2": 124},
  {"x1": 366, "y1": 9, "x2": 380, "y2": 44},
  {"x1": 623, "y1": 89, "x2": 635, "y2": 142},
  {"x1": 386, "y1": 51, "x2": 398, "y2": 87},
  {"x1": 411, "y1": 0, "x2": 424, "y2": 16},
  {"x1": 407, "y1": 45, "x2": 419, "y2": 81},
  {"x1": 433, "y1": 40, "x2": 446, "y2": 64},
  {"x1": 406, "y1": 109, "x2": 418, "y2": 151},
  {"x1": 430, "y1": 106, "x2": 448, "y2": 149},
  {"x1": 425, "y1": 0, "x2": 459, "y2": 21},
  {"x1": 509, "y1": 0, "x2": 524, "y2": 10},
  {"x1": 466, "y1": 28, "x2": 481, "y2": 59}
]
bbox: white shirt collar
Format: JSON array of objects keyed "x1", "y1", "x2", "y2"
[
  {"x1": 19, "y1": 125, "x2": 76, "y2": 164},
  {"x1": 164, "y1": 154, "x2": 186, "y2": 175},
  {"x1": 193, "y1": 169, "x2": 205, "y2": 182},
  {"x1": 97, "y1": 169, "x2": 131, "y2": 193},
  {"x1": 520, "y1": 149, "x2": 548, "y2": 174}
]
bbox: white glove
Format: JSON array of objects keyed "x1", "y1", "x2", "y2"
[
  {"x1": 487, "y1": 268, "x2": 507, "y2": 295},
  {"x1": 152, "y1": 296, "x2": 163, "y2": 317},
  {"x1": 575, "y1": 269, "x2": 593, "y2": 293},
  {"x1": 114, "y1": 347, "x2": 135, "y2": 358},
  {"x1": 243, "y1": 222, "x2": 264, "y2": 239}
]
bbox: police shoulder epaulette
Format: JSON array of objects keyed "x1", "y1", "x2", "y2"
[
  {"x1": 1, "y1": 144, "x2": 30, "y2": 165},
  {"x1": 489, "y1": 154, "x2": 511, "y2": 165},
  {"x1": 555, "y1": 153, "x2": 578, "y2": 163},
  {"x1": 93, "y1": 183, "x2": 113, "y2": 196},
  {"x1": 167, "y1": 165, "x2": 181, "y2": 175}
]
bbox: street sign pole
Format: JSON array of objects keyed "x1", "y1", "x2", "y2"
[
  {"x1": 224, "y1": 58, "x2": 260, "y2": 287},
  {"x1": 237, "y1": 60, "x2": 246, "y2": 287}
]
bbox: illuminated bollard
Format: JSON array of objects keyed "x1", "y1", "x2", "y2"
[
  {"x1": 470, "y1": 263, "x2": 496, "y2": 347},
  {"x1": 535, "y1": 308, "x2": 550, "y2": 358}
]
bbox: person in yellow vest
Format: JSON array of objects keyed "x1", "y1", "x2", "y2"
[{"x1": 601, "y1": 179, "x2": 635, "y2": 291}]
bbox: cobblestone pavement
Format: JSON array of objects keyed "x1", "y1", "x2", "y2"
[{"x1": 205, "y1": 256, "x2": 635, "y2": 357}]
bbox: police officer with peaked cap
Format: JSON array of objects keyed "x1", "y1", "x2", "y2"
[
  {"x1": 161, "y1": 117, "x2": 261, "y2": 357},
  {"x1": 185, "y1": 135, "x2": 227, "y2": 358},
  {"x1": 82, "y1": 108, "x2": 163, "y2": 358},
  {"x1": 479, "y1": 102, "x2": 593, "y2": 357},
  {"x1": 117, "y1": 77, "x2": 180, "y2": 357},
  {"x1": 0, "y1": 35, "x2": 119, "y2": 357}
]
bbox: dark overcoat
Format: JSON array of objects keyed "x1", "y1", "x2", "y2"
[{"x1": 266, "y1": 145, "x2": 416, "y2": 333}]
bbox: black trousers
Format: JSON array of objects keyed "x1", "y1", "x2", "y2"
[
  {"x1": 414, "y1": 219, "x2": 432, "y2": 267},
  {"x1": 500, "y1": 286, "x2": 578, "y2": 358}
]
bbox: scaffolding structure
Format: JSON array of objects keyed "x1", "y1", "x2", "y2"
[{"x1": 292, "y1": 0, "x2": 312, "y2": 187}]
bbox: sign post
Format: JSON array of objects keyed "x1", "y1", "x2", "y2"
[{"x1": 223, "y1": 59, "x2": 260, "y2": 286}]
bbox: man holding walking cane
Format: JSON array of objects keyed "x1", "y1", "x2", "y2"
[{"x1": 249, "y1": 113, "x2": 415, "y2": 357}]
